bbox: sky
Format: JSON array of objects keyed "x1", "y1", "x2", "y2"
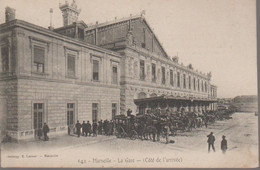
[{"x1": 0, "y1": 0, "x2": 257, "y2": 98}]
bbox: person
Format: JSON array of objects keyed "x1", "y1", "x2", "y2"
[
  {"x1": 42, "y1": 123, "x2": 49, "y2": 141},
  {"x1": 207, "y1": 132, "x2": 215, "y2": 152},
  {"x1": 104, "y1": 119, "x2": 108, "y2": 135},
  {"x1": 98, "y1": 120, "x2": 103, "y2": 135},
  {"x1": 86, "y1": 121, "x2": 91, "y2": 136},
  {"x1": 109, "y1": 120, "x2": 114, "y2": 135},
  {"x1": 75, "y1": 120, "x2": 81, "y2": 137},
  {"x1": 92, "y1": 121, "x2": 98, "y2": 137},
  {"x1": 127, "y1": 109, "x2": 132, "y2": 117},
  {"x1": 165, "y1": 124, "x2": 170, "y2": 144},
  {"x1": 82, "y1": 121, "x2": 87, "y2": 136},
  {"x1": 155, "y1": 121, "x2": 161, "y2": 142},
  {"x1": 221, "y1": 135, "x2": 227, "y2": 154}
]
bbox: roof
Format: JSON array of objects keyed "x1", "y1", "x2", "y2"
[
  {"x1": 85, "y1": 14, "x2": 169, "y2": 58},
  {"x1": 134, "y1": 95, "x2": 217, "y2": 105}
]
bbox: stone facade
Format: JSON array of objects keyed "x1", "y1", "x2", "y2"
[{"x1": 0, "y1": 20, "x2": 121, "y2": 140}]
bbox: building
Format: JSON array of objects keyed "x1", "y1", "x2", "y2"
[{"x1": 0, "y1": 1, "x2": 217, "y2": 141}]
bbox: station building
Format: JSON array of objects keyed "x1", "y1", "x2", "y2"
[{"x1": 0, "y1": 1, "x2": 217, "y2": 141}]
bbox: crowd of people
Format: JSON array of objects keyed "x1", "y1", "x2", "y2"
[{"x1": 72, "y1": 119, "x2": 115, "y2": 137}]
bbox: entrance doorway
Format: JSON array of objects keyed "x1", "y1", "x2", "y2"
[{"x1": 33, "y1": 103, "x2": 44, "y2": 138}]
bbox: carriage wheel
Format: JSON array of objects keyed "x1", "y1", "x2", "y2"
[
  {"x1": 116, "y1": 126, "x2": 124, "y2": 138},
  {"x1": 130, "y1": 130, "x2": 138, "y2": 140}
]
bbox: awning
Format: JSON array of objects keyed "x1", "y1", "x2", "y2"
[{"x1": 134, "y1": 95, "x2": 217, "y2": 105}]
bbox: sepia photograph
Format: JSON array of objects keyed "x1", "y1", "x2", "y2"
[{"x1": 0, "y1": 0, "x2": 258, "y2": 168}]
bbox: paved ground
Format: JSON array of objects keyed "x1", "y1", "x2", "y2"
[{"x1": 1, "y1": 112, "x2": 258, "y2": 168}]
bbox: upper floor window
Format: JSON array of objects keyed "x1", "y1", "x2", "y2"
[
  {"x1": 205, "y1": 82, "x2": 207, "y2": 92},
  {"x1": 161, "y1": 66, "x2": 166, "y2": 85},
  {"x1": 67, "y1": 54, "x2": 76, "y2": 77},
  {"x1": 112, "y1": 66, "x2": 118, "y2": 84},
  {"x1": 140, "y1": 60, "x2": 145, "y2": 80},
  {"x1": 193, "y1": 78, "x2": 196, "y2": 90},
  {"x1": 170, "y1": 69, "x2": 174, "y2": 86},
  {"x1": 202, "y1": 81, "x2": 204, "y2": 92},
  {"x1": 93, "y1": 60, "x2": 99, "y2": 81},
  {"x1": 198, "y1": 79, "x2": 200, "y2": 91},
  {"x1": 189, "y1": 76, "x2": 191, "y2": 89},
  {"x1": 1, "y1": 46, "x2": 9, "y2": 72},
  {"x1": 183, "y1": 74, "x2": 186, "y2": 89},
  {"x1": 177, "y1": 72, "x2": 180, "y2": 87},
  {"x1": 152, "y1": 63, "x2": 156, "y2": 82},
  {"x1": 33, "y1": 46, "x2": 45, "y2": 73}
]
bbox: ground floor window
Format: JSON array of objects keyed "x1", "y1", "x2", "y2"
[
  {"x1": 112, "y1": 103, "x2": 117, "y2": 120},
  {"x1": 67, "y1": 103, "x2": 75, "y2": 125},
  {"x1": 33, "y1": 103, "x2": 44, "y2": 129},
  {"x1": 92, "y1": 103, "x2": 98, "y2": 122}
]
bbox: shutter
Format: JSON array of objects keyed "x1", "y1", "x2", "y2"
[{"x1": 34, "y1": 46, "x2": 45, "y2": 64}]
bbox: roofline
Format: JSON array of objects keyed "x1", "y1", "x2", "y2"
[
  {"x1": 134, "y1": 95, "x2": 218, "y2": 104},
  {"x1": 84, "y1": 15, "x2": 169, "y2": 58},
  {"x1": 0, "y1": 19, "x2": 121, "y2": 58},
  {"x1": 85, "y1": 14, "x2": 141, "y2": 31}
]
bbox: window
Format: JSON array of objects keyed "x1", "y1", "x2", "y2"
[
  {"x1": 170, "y1": 69, "x2": 174, "y2": 86},
  {"x1": 205, "y1": 82, "x2": 207, "y2": 92},
  {"x1": 112, "y1": 66, "x2": 118, "y2": 84},
  {"x1": 67, "y1": 54, "x2": 76, "y2": 77},
  {"x1": 140, "y1": 60, "x2": 145, "y2": 80},
  {"x1": 202, "y1": 81, "x2": 204, "y2": 92},
  {"x1": 33, "y1": 46, "x2": 45, "y2": 73},
  {"x1": 189, "y1": 76, "x2": 191, "y2": 89},
  {"x1": 152, "y1": 63, "x2": 156, "y2": 82},
  {"x1": 34, "y1": 103, "x2": 44, "y2": 129},
  {"x1": 161, "y1": 66, "x2": 166, "y2": 85},
  {"x1": 1, "y1": 46, "x2": 9, "y2": 72},
  {"x1": 198, "y1": 79, "x2": 200, "y2": 91},
  {"x1": 112, "y1": 103, "x2": 117, "y2": 120},
  {"x1": 193, "y1": 78, "x2": 196, "y2": 90},
  {"x1": 183, "y1": 74, "x2": 186, "y2": 89},
  {"x1": 67, "y1": 103, "x2": 74, "y2": 125},
  {"x1": 177, "y1": 72, "x2": 180, "y2": 87},
  {"x1": 93, "y1": 60, "x2": 99, "y2": 81},
  {"x1": 92, "y1": 103, "x2": 98, "y2": 122}
]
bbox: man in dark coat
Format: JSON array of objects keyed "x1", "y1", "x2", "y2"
[
  {"x1": 82, "y1": 121, "x2": 87, "y2": 136},
  {"x1": 109, "y1": 120, "x2": 114, "y2": 135},
  {"x1": 207, "y1": 132, "x2": 215, "y2": 152},
  {"x1": 221, "y1": 135, "x2": 227, "y2": 154},
  {"x1": 42, "y1": 123, "x2": 49, "y2": 141},
  {"x1": 155, "y1": 121, "x2": 161, "y2": 142},
  {"x1": 86, "y1": 121, "x2": 91, "y2": 136},
  {"x1": 98, "y1": 120, "x2": 103, "y2": 135},
  {"x1": 92, "y1": 121, "x2": 98, "y2": 137},
  {"x1": 75, "y1": 120, "x2": 81, "y2": 137},
  {"x1": 104, "y1": 119, "x2": 108, "y2": 135}
]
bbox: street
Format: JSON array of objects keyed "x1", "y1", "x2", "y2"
[{"x1": 1, "y1": 112, "x2": 258, "y2": 168}]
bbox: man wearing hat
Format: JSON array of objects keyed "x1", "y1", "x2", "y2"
[
  {"x1": 221, "y1": 135, "x2": 227, "y2": 154},
  {"x1": 207, "y1": 132, "x2": 215, "y2": 152}
]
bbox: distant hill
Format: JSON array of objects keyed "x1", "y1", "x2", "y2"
[{"x1": 233, "y1": 95, "x2": 258, "y2": 112}]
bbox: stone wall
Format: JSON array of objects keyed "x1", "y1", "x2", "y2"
[{"x1": 16, "y1": 77, "x2": 120, "y2": 140}]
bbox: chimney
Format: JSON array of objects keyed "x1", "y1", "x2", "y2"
[{"x1": 5, "y1": 7, "x2": 16, "y2": 23}]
